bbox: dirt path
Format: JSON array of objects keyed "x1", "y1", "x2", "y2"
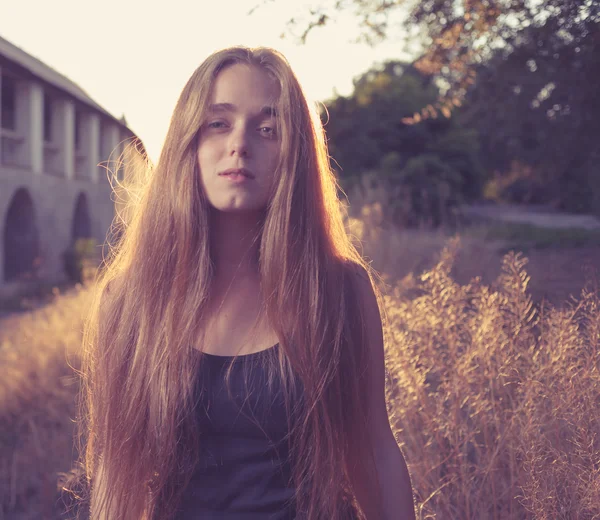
[
  {"x1": 356, "y1": 223, "x2": 600, "y2": 310},
  {"x1": 459, "y1": 203, "x2": 600, "y2": 230}
]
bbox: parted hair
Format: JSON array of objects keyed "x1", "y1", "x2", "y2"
[{"x1": 65, "y1": 46, "x2": 386, "y2": 520}]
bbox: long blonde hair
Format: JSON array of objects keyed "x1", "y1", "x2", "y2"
[{"x1": 67, "y1": 46, "x2": 386, "y2": 519}]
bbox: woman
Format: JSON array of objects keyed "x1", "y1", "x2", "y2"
[{"x1": 74, "y1": 46, "x2": 415, "y2": 519}]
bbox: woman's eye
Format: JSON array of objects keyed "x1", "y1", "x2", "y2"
[
  {"x1": 259, "y1": 126, "x2": 276, "y2": 137},
  {"x1": 207, "y1": 121, "x2": 226, "y2": 129}
]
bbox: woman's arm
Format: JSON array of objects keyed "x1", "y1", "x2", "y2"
[
  {"x1": 373, "y1": 436, "x2": 416, "y2": 520},
  {"x1": 352, "y1": 268, "x2": 416, "y2": 520}
]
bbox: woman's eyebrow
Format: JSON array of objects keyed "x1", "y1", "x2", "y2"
[{"x1": 208, "y1": 103, "x2": 277, "y2": 117}]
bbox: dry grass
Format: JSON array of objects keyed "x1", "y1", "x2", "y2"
[
  {"x1": 1, "y1": 189, "x2": 599, "y2": 518},
  {"x1": 344, "y1": 175, "x2": 600, "y2": 308},
  {"x1": 344, "y1": 179, "x2": 600, "y2": 519},
  {"x1": 0, "y1": 286, "x2": 92, "y2": 520},
  {"x1": 382, "y1": 241, "x2": 600, "y2": 519}
]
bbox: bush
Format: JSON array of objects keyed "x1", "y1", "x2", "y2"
[
  {"x1": 3, "y1": 235, "x2": 600, "y2": 518},
  {"x1": 483, "y1": 161, "x2": 548, "y2": 205},
  {"x1": 63, "y1": 238, "x2": 99, "y2": 284},
  {"x1": 385, "y1": 241, "x2": 600, "y2": 518},
  {"x1": 387, "y1": 154, "x2": 464, "y2": 228}
]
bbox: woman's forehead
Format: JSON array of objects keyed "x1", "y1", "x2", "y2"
[
  {"x1": 207, "y1": 102, "x2": 277, "y2": 119},
  {"x1": 210, "y1": 63, "x2": 280, "y2": 109}
]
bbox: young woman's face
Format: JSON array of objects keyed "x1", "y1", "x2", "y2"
[{"x1": 197, "y1": 63, "x2": 281, "y2": 214}]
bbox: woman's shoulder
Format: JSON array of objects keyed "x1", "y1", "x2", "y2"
[
  {"x1": 342, "y1": 259, "x2": 373, "y2": 289},
  {"x1": 341, "y1": 260, "x2": 385, "y2": 318}
]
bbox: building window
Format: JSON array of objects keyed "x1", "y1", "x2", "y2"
[
  {"x1": 1, "y1": 75, "x2": 16, "y2": 130},
  {"x1": 43, "y1": 93, "x2": 53, "y2": 143}
]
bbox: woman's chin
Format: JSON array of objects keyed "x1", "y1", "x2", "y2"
[{"x1": 210, "y1": 204, "x2": 266, "y2": 216}]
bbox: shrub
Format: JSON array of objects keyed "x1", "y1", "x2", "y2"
[
  {"x1": 63, "y1": 238, "x2": 99, "y2": 284},
  {"x1": 387, "y1": 154, "x2": 464, "y2": 228},
  {"x1": 384, "y1": 239, "x2": 600, "y2": 518},
  {"x1": 3, "y1": 231, "x2": 600, "y2": 519}
]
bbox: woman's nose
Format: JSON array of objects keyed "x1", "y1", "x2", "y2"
[{"x1": 229, "y1": 126, "x2": 249, "y2": 157}]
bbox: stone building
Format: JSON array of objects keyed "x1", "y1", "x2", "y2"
[{"x1": 0, "y1": 35, "x2": 145, "y2": 296}]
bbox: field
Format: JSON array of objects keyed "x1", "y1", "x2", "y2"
[
  {"x1": 0, "y1": 287, "x2": 92, "y2": 520},
  {"x1": 1, "y1": 200, "x2": 600, "y2": 519}
]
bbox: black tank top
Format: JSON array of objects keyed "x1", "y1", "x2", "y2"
[{"x1": 175, "y1": 343, "x2": 297, "y2": 520}]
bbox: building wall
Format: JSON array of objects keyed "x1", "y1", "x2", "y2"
[
  {"x1": 0, "y1": 165, "x2": 114, "y2": 288},
  {"x1": 0, "y1": 60, "x2": 137, "y2": 296}
]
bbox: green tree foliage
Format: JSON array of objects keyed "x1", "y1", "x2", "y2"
[
  {"x1": 461, "y1": 14, "x2": 600, "y2": 212},
  {"x1": 324, "y1": 62, "x2": 435, "y2": 175},
  {"x1": 258, "y1": 0, "x2": 600, "y2": 213},
  {"x1": 265, "y1": 0, "x2": 598, "y2": 119},
  {"x1": 323, "y1": 61, "x2": 484, "y2": 226}
]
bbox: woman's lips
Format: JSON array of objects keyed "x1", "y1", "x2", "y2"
[
  {"x1": 219, "y1": 172, "x2": 253, "y2": 183},
  {"x1": 219, "y1": 168, "x2": 255, "y2": 179}
]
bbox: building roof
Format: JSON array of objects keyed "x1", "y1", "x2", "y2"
[{"x1": 0, "y1": 34, "x2": 127, "y2": 129}]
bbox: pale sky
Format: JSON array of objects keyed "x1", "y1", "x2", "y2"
[{"x1": 1, "y1": 0, "x2": 414, "y2": 164}]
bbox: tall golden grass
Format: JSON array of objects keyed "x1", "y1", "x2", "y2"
[
  {"x1": 383, "y1": 239, "x2": 600, "y2": 519},
  {"x1": 1, "y1": 195, "x2": 599, "y2": 518},
  {"x1": 0, "y1": 285, "x2": 92, "y2": 519}
]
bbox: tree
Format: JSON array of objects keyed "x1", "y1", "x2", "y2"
[
  {"x1": 253, "y1": 0, "x2": 600, "y2": 213},
  {"x1": 255, "y1": 0, "x2": 599, "y2": 119},
  {"x1": 323, "y1": 61, "x2": 484, "y2": 226},
  {"x1": 323, "y1": 61, "x2": 439, "y2": 177},
  {"x1": 461, "y1": 14, "x2": 600, "y2": 211}
]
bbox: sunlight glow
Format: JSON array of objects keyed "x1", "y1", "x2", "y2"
[{"x1": 1, "y1": 0, "x2": 412, "y2": 164}]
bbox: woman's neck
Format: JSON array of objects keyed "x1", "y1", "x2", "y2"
[{"x1": 209, "y1": 208, "x2": 263, "y2": 283}]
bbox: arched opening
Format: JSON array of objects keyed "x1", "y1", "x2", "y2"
[
  {"x1": 71, "y1": 192, "x2": 91, "y2": 240},
  {"x1": 3, "y1": 188, "x2": 40, "y2": 282},
  {"x1": 65, "y1": 192, "x2": 94, "y2": 283}
]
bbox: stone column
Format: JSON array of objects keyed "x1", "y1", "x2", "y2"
[
  {"x1": 0, "y1": 66, "x2": 3, "y2": 166},
  {"x1": 88, "y1": 114, "x2": 100, "y2": 183},
  {"x1": 59, "y1": 99, "x2": 75, "y2": 180},
  {"x1": 26, "y1": 81, "x2": 44, "y2": 175},
  {"x1": 106, "y1": 124, "x2": 121, "y2": 182},
  {"x1": 0, "y1": 67, "x2": 3, "y2": 283}
]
